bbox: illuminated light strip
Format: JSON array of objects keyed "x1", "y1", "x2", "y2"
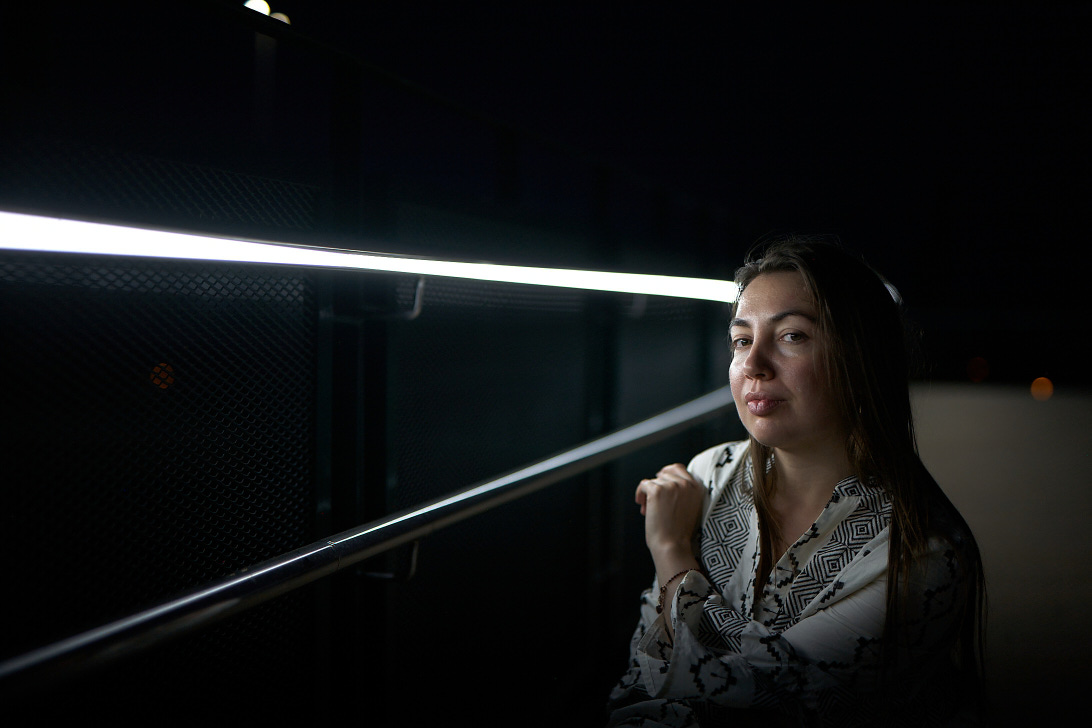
[{"x1": 0, "y1": 211, "x2": 739, "y2": 303}]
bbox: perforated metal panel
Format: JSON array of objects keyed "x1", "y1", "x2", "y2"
[
  {"x1": 388, "y1": 277, "x2": 590, "y2": 510},
  {"x1": 2, "y1": 137, "x2": 322, "y2": 231},
  {"x1": 0, "y1": 253, "x2": 319, "y2": 681}
]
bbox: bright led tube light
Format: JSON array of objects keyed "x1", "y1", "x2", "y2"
[{"x1": 0, "y1": 210, "x2": 738, "y2": 303}]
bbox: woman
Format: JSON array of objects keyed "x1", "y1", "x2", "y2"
[{"x1": 606, "y1": 238, "x2": 986, "y2": 726}]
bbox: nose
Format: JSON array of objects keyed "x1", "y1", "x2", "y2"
[{"x1": 740, "y1": 339, "x2": 773, "y2": 379}]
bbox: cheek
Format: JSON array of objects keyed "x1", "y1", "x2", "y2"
[
  {"x1": 796, "y1": 363, "x2": 841, "y2": 421},
  {"x1": 796, "y1": 363, "x2": 822, "y2": 392},
  {"x1": 729, "y1": 359, "x2": 745, "y2": 390},
  {"x1": 785, "y1": 352, "x2": 821, "y2": 391},
  {"x1": 729, "y1": 362, "x2": 750, "y2": 416}
]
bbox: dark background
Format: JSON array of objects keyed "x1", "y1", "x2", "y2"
[
  {"x1": 275, "y1": 0, "x2": 1091, "y2": 387},
  {"x1": 7, "y1": 0, "x2": 1090, "y2": 385},
  {"x1": 1, "y1": 1, "x2": 1089, "y2": 725}
]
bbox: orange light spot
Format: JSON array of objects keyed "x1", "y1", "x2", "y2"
[
  {"x1": 150, "y1": 363, "x2": 175, "y2": 389},
  {"x1": 1030, "y1": 377, "x2": 1053, "y2": 401}
]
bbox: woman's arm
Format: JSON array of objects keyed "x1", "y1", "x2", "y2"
[{"x1": 634, "y1": 463, "x2": 707, "y2": 640}]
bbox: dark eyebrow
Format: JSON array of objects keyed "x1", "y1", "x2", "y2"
[{"x1": 730, "y1": 309, "x2": 816, "y2": 328}]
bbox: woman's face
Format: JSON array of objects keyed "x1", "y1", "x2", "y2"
[{"x1": 729, "y1": 271, "x2": 846, "y2": 457}]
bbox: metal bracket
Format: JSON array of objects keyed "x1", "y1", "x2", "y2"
[
  {"x1": 381, "y1": 277, "x2": 424, "y2": 321},
  {"x1": 361, "y1": 539, "x2": 420, "y2": 582},
  {"x1": 318, "y1": 276, "x2": 425, "y2": 324}
]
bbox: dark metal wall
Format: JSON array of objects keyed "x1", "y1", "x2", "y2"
[
  {"x1": 0, "y1": 253, "x2": 323, "y2": 719},
  {"x1": 0, "y1": 3, "x2": 742, "y2": 724}
]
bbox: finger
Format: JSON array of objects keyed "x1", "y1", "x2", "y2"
[
  {"x1": 636, "y1": 478, "x2": 661, "y2": 506},
  {"x1": 654, "y1": 470, "x2": 692, "y2": 488},
  {"x1": 635, "y1": 479, "x2": 655, "y2": 516},
  {"x1": 658, "y1": 463, "x2": 702, "y2": 487},
  {"x1": 658, "y1": 463, "x2": 693, "y2": 479}
]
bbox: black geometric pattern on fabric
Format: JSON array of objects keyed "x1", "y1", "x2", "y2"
[
  {"x1": 697, "y1": 443, "x2": 750, "y2": 605},
  {"x1": 698, "y1": 495, "x2": 750, "y2": 591},
  {"x1": 767, "y1": 482, "x2": 891, "y2": 633},
  {"x1": 698, "y1": 604, "x2": 749, "y2": 653}
]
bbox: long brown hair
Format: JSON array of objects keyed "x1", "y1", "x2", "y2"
[{"x1": 732, "y1": 236, "x2": 986, "y2": 693}]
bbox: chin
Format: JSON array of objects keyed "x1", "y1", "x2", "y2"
[
  {"x1": 742, "y1": 422, "x2": 801, "y2": 451},
  {"x1": 742, "y1": 427, "x2": 781, "y2": 449}
]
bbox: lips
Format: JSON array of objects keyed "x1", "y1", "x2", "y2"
[{"x1": 745, "y1": 392, "x2": 784, "y2": 416}]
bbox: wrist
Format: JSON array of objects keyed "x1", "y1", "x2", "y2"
[
  {"x1": 656, "y1": 569, "x2": 691, "y2": 614},
  {"x1": 655, "y1": 565, "x2": 709, "y2": 614},
  {"x1": 649, "y1": 541, "x2": 695, "y2": 569}
]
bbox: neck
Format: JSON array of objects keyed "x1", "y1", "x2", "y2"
[{"x1": 770, "y1": 442, "x2": 853, "y2": 508}]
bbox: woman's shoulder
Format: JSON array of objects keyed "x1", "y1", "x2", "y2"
[{"x1": 687, "y1": 440, "x2": 750, "y2": 481}]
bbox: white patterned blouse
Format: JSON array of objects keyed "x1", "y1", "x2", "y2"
[{"x1": 607, "y1": 440, "x2": 974, "y2": 727}]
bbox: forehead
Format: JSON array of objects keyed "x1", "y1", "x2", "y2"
[{"x1": 733, "y1": 271, "x2": 816, "y2": 322}]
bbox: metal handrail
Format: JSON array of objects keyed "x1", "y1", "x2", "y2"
[{"x1": 0, "y1": 384, "x2": 735, "y2": 692}]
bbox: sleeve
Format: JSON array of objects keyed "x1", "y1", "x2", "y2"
[
  {"x1": 635, "y1": 564, "x2": 887, "y2": 714},
  {"x1": 610, "y1": 534, "x2": 966, "y2": 722},
  {"x1": 607, "y1": 442, "x2": 747, "y2": 716}
]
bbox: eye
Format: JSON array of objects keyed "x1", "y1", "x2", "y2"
[
  {"x1": 781, "y1": 331, "x2": 808, "y2": 343},
  {"x1": 729, "y1": 335, "x2": 751, "y2": 350}
]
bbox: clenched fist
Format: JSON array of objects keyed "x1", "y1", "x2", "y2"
[{"x1": 635, "y1": 463, "x2": 706, "y2": 560}]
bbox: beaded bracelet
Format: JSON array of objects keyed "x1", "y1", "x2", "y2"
[{"x1": 656, "y1": 569, "x2": 693, "y2": 614}]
